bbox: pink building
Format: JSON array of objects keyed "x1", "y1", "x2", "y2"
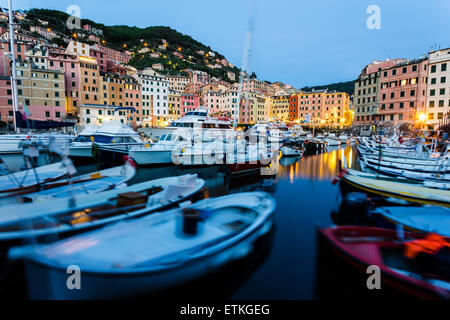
[
  {"x1": 48, "y1": 51, "x2": 80, "y2": 117},
  {"x1": 238, "y1": 98, "x2": 252, "y2": 124},
  {"x1": 181, "y1": 94, "x2": 200, "y2": 116},
  {"x1": 379, "y1": 58, "x2": 428, "y2": 125},
  {"x1": 192, "y1": 71, "x2": 209, "y2": 84}
]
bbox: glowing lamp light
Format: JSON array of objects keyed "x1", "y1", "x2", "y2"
[{"x1": 419, "y1": 113, "x2": 426, "y2": 121}]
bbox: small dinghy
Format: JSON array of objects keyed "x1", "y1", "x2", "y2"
[
  {"x1": 12, "y1": 192, "x2": 276, "y2": 299},
  {"x1": 371, "y1": 205, "x2": 450, "y2": 237},
  {"x1": 1, "y1": 159, "x2": 137, "y2": 204},
  {"x1": 0, "y1": 174, "x2": 204, "y2": 248},
  {"x1": 0, "y1": 162, "x2": 68, "y2": 194},
  {"x1": 319, "y1": 226, "x2": 450, "y2": 299}
]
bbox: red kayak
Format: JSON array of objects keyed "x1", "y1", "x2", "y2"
[{"x1": 319, "y1": 226, "x2": 450, "y2": 299}]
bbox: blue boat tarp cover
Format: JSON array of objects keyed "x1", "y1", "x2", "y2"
[
  {"x1": 15, "y1": 111, "x2": 75, "y2": 129},
  {"x1": 374, "y1": 206, "x2": 450, "y2": 237}
]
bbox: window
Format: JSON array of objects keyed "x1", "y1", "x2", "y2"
[
  {"x1": 431, "y1": 65, "x2": 436, "y2": 73},
  {"x1": 441, "y1": 77, "x2": 446, "y2": 83},
  {"x1": 431, "y1": 78, "x2": 437, "y2": 84},
  {"x1": 440, "y1": 88, "x2": 445, "y2": 95},
  {"x1": 442, "y1": 63, "x2": 447, "y2": 72},
  {"x1": 439, "y1": 100, "x2": 444, "y2": 107},
  {"x1": 45, "y1": 111, "x2": 50, "y2": 118},
  {"x1": 55, "y1": 112, "x2": 60, "y2": 118},
  {"x1": 430, "y1": 89, "x2": 435, "y2": 96}
]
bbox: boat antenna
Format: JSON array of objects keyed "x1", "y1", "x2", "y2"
[
  {"x1": 8, "y1": 0, "x2": 20, "y2": 133},
  {"x1": 235, "y1": 3, "x2": 256, "y2": 130}
]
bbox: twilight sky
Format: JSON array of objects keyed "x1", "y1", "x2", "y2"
[{"x1": 3, "y1": 0, "x2": 450, "y2": 88}]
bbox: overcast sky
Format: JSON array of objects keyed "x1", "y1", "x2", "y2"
[{"x1": 3, "y1": 0, "x2": 450, "y2": 88}]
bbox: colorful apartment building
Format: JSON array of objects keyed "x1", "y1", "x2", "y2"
[
  {"x1": 99, "y1": 72, "x2": 124, "y2": 108},
  {"x1": 425, "y1": 48, "x2": 450, "y2": 129},
  {"x1": 353, "y1": 59, "x2": 405, "y2": 127},
  {"x1": 78, "y1": 56, "x2": 100, "y2": 111},
  {"x1": 166, "y1": 75, "x2": 190, "y2": 93},
  {"x1": 270, "y1": 94, "x2": 290, "y2": 122},
  {"x1": 378, "y1": 58, "x2": 428, "y2": 126},
  {"x1": 168, "y1": 90, "x2": 182, "y2": 121},
  {"x1": 13, "y1": 60, "x2": 66, "y2": 121},
  {"x1": 181, "y1": 93, "x2": 199, "y2": 116},
  {"x1": 47, "y1": 50, "x2": 80, "y2": 118},
  {"x1": 124, "y1": 77, "x2": 142, "y2": 125},
  {"x1": 138, "y1": 69, "x2": 169, "y2": 127}
]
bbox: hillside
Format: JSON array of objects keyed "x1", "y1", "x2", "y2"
[
  {"x1": 23, "y1": 9, "x2": 241, "y2": 81},
  {"x1": 300, "y1": 80, "x2": 355, "y2": 96}
]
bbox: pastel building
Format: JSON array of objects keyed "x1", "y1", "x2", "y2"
[
  {"x1": 378, "y1": 58, "x2": 428, "y2": 125},
  {"x1": 48, "y1": 50, "x2": 80, "y2": 118},
  {"x1": 270, "y1": 94, "x2": 290, "y2": 122},
  {"x1": 425, "y1": 48, "x2": 450, "y2": 129},
  {"x1": 12, "y1": 60, "x2": 66, "y2": 121},
  {"x1": 124, "y1": 77, "x2": 142, "y2": 125},
  {"x1": 353, "y1": 58, "x2": 405, "y2": 127},
  {"x1": 166, "y1": 75, "x2": 190, "y2": 93},
  {"x1": 168, "y1": 90, "x2": 182, "y2": 121},
  {"x1": 138, "y1": 69, "x2": 169, "y2": 127},
  {"x1": 181, "y1": 93, "x2": 200, "y2": 116}
]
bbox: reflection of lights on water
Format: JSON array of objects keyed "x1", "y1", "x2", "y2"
[
  {"x1": 348, "y1": 147, "x2": 353, "y2": 168},
  {"x1": 289, "y1": 166, "x2": 294, "y2": 183},
  {"x1": 328, "y1": 151, "x2": 337, "y2": 172},
  {"x1": 295, "y1": 161, "x2": 299, "y2": 177}
]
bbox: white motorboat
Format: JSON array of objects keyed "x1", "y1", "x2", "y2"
[
  {"x1": 68, "y1": 121, "x2": 143, "y2": 159},
  {"x1": 12, "y1": 192, "x2": 275, "y2": 299}
]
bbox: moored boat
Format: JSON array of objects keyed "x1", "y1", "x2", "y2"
[
  {"x1": 371, "y1": 205, "x2": 450, "y2": 237},
  {"x1": 12, "y1": 192, "x2": 276, "y2": 299},
  {"x1": 0, "y1": 162, "x2": 68, "y2": 195},
  {"x1": 0, "y1": 174, "x2": 205, "y2": 248},
  {"x1": 340, "y1": 168, "x2": 450, "y2": 206},
  {"x1": 319, "y1": 226, "x2": 450, "y2": 299},
  {"x1": 1, "y1": 159, "x2": 137, "y2": 204}
]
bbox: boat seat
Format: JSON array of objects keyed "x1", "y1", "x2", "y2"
[{"x1": 117, "y1": 192, "x2": 148, "y2": 208}]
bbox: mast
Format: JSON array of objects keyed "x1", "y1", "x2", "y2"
[
  {"x1": 235, "y1": 10, "x2": 255, "y2": 130},
  {"x1": 8, "y1": 0, "x2": 19, "y2": 133}
]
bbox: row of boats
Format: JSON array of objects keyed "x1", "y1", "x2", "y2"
[
  {"x1": 323, "y1": 133, "x2": 450, "y2": 299},
  {"x1": 0, "y1": 142, "x2": 277, "y2": 298},
  {"x1": 0, "y1": 113, "x2": 288, "y2": 299}
]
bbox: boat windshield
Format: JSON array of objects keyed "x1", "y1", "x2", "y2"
[{"x1": 75, "y1": 135, "x2": 113, "y2": 143}]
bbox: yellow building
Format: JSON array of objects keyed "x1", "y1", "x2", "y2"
[
  {"x1": 168, "y1": 90, "x2": 182, "y2": 121},
  {"x1": 270, "y1": 94, "x2": 290, "y2": 122},
  {"x1": 14, "y1": 60, "x2": 66, "y2": 120}
]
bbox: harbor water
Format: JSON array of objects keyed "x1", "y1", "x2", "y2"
[
  {"x1": 94, "y1": 144, "x2": 356, "y2": 299},
  {"x1": 0, "y1": 144, "x2": 359, "y2": 299}
]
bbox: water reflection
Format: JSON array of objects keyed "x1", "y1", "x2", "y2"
[{"x1": 277, "y1": 145, "x2": 357, "y2": 181}]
